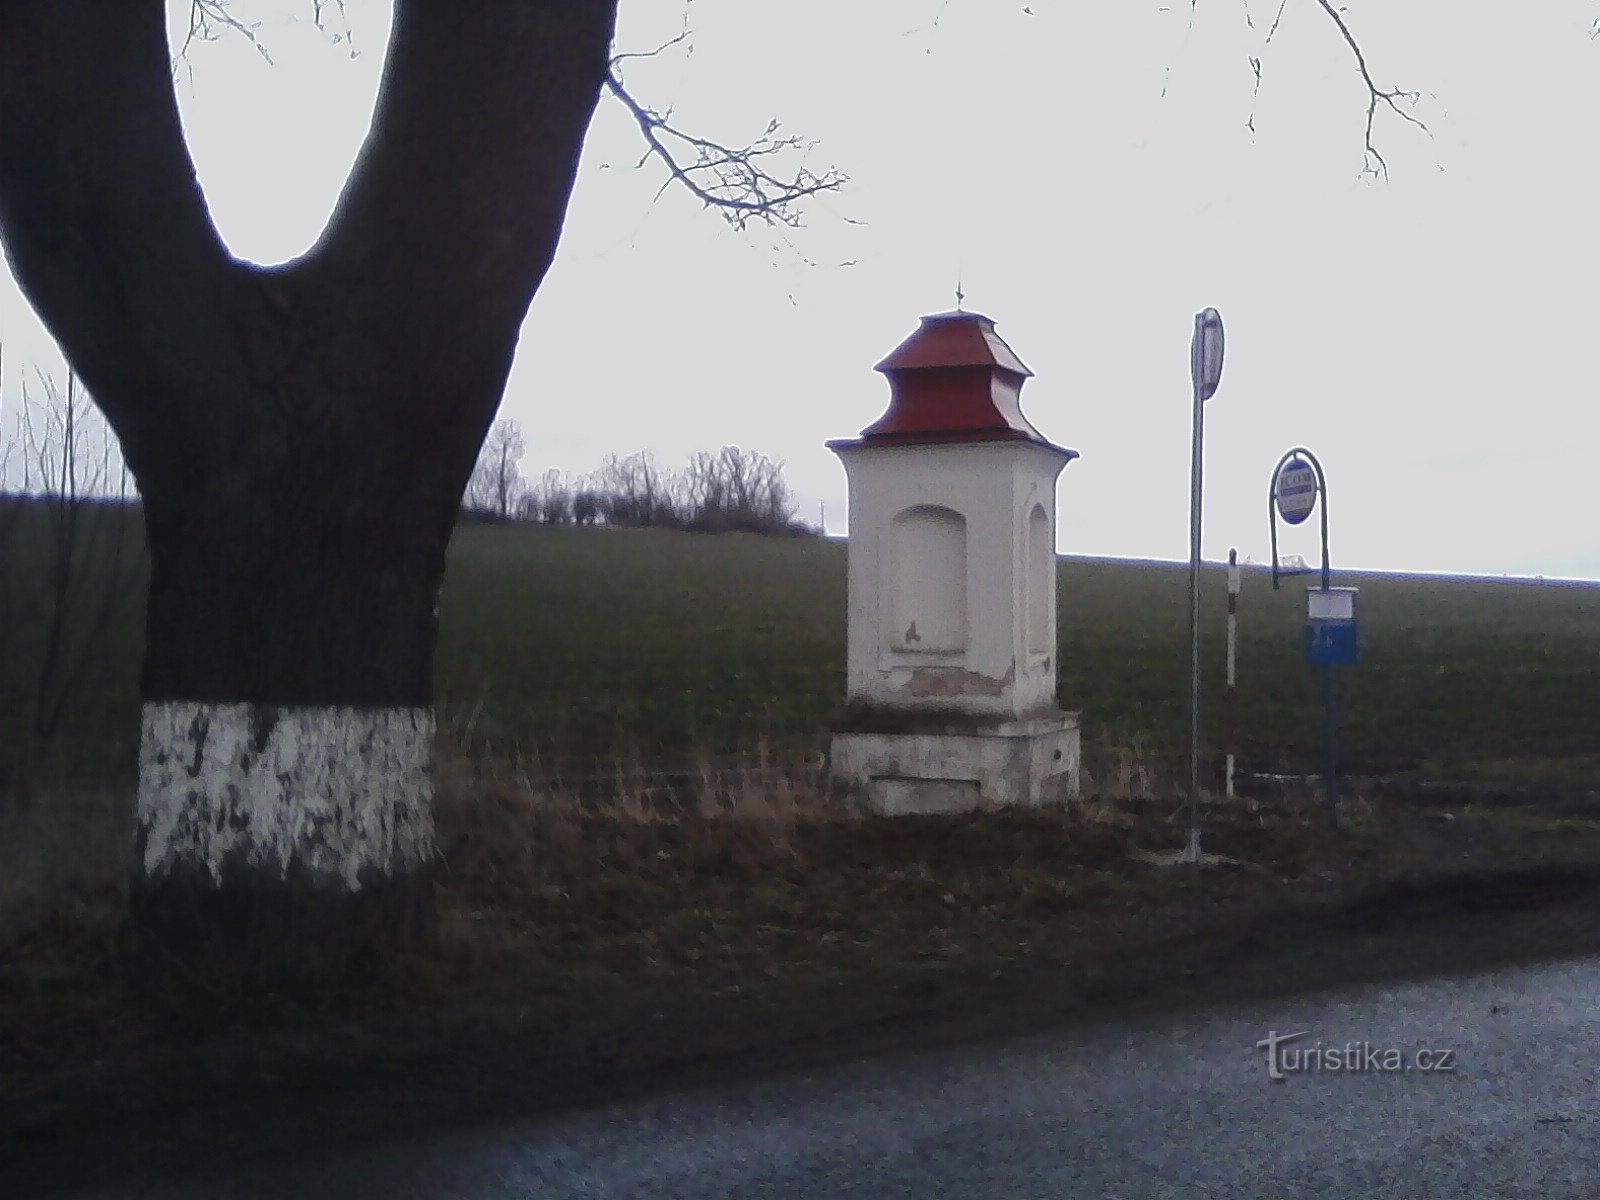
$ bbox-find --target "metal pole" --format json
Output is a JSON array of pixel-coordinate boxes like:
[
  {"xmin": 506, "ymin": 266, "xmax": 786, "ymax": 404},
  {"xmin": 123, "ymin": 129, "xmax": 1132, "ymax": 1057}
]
[
  {"xmin": 1187, "ymin": 377, "xmax": 1204, "ymax": 859},
  {"xmin": 1226, "ymin": 548, "xmax": 1238, "ymax": 800},
  {"xmin": 1186, "ymin": 307, "xmax": 1222, "ymax": 864},
  {"xmin": 1324, "ymin": 663, "xmax": 1339, "ymax": 824},
  {"xmin": 1318, "ymin": 464, "xmax": 1331, "ymax": 593}
]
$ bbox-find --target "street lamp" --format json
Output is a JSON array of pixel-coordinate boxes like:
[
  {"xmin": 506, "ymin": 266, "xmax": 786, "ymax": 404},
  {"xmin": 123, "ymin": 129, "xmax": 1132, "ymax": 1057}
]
[{"xmin": 1187, "ymin": 307, "xmax": 1224, "ymax": 862}]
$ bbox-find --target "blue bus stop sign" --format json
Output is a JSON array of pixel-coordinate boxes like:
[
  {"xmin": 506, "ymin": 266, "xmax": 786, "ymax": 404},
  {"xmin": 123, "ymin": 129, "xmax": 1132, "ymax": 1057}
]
[
  {"xmin": 1306, "ymin": 621, "xmax": 1359, "ymax": 665},
  {"xmin": 1274, "ymin": 456, "xmax": 1318, "ymax": 526}
]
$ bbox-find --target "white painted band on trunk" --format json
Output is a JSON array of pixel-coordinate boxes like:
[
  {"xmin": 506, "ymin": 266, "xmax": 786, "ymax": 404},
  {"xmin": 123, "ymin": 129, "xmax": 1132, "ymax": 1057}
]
[{"xmin": 138, "ymin": 702, "xmax": 435, "ymax": 891}]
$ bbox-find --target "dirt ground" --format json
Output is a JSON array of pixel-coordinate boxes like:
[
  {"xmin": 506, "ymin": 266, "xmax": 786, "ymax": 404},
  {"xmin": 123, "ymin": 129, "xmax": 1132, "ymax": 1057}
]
[{"xmin": 9, "ymin": 787, "xmax": 1600, "ymax": 1197}]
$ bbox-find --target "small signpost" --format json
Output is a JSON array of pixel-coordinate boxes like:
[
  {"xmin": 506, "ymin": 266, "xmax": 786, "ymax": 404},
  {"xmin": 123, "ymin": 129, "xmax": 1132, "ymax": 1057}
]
[
  {"xmin": 1225, "ymin": 548, "xmax": 1240, "ymax": 799},
  {"xmin": 1306, "ymin": 585, "xmax": 1358, "ymax": 821},
  {"xmin": 1267, "ymin": 448, "xmax": 1356, "ymax": 823},
  {"xmin": 1186, "ymin": 308, "xmax": 1225, "ymax": 863}
]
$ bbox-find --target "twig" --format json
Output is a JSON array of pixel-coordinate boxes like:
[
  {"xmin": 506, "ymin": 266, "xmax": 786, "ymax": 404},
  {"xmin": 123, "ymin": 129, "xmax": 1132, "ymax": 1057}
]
[
  {"xmin": 174, "ymin": 0, "xmax": 356, "ymax": 77},
  {"xmin": 1245, "ymin": 0, "xmax": 1291, "ymax": 135},
  {"xmin": 178, "ymin": 1, "xmax": 273, "ymax": 66},
  {"xmin": 1308, "ymin": 0, "xmax": 1431, "ymax": 178},
  {"xmin": 604, "ymin": 54, "xmax": 846, "ymax": 229}
]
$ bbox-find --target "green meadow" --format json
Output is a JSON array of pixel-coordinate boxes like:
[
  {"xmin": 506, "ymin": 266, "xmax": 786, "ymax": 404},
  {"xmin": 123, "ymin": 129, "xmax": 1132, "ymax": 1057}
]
[
  {"xmin": 441, "ymin": 525, "xmax": 1600, "ymax": 787},
  {"xmin": 5, "ymin": 501, "xmax": 1600, "ymax": 789}
]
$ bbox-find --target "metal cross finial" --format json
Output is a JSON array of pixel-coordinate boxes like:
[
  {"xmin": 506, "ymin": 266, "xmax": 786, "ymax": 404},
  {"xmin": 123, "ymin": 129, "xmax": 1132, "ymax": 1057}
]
[{"xmin": 955, "ymin": 278, "xmax": 965, "ymax": 310}]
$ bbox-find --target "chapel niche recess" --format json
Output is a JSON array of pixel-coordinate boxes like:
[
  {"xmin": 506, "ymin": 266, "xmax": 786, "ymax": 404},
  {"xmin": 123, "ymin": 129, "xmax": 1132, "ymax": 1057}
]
[
  {"xmin": 1027, "ymin": 503, "xmax": 1052, "ymax": 655},
  {"xmin": 889, "ymin": 504, "xmax": 967, "ymax": 654}
]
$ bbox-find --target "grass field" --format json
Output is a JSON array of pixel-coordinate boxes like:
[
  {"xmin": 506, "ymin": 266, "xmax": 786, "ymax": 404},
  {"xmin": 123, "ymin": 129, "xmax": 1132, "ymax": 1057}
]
[
  {"xmin": 441, "ymin": 524, "xmax": 1600, "ymax": 789},
  {"xmin": 5, "ymin": 501, "xmax": 1600, "ymax": 788}
]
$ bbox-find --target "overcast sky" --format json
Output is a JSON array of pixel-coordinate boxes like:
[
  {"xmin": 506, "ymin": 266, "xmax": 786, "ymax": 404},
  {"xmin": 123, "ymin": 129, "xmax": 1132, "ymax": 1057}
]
[{"xmin": 2, "ymin": 0, "xmax": 1597, "ymax": 579}]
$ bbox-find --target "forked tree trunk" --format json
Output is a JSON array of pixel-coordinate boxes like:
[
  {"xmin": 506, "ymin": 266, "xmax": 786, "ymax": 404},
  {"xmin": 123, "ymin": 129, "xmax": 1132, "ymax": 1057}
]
[{"xmin": 0, "ymin": 0, "xmax": 619, "ymax": 977}]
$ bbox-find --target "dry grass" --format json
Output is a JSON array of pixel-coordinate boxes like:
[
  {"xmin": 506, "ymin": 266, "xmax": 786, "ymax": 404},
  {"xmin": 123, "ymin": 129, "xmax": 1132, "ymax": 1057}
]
[
  {"xmin": 0, "ymin": 733, "xmax": 1372, "ymax": 957},
  {"xmin": 431, "ymin": 747, "xmax": 847, "ymax": 920},
  {"xmin": 0, "ymin": 784, "xmax": 129, "ymax": 953},
  {"xmin": 1080, "ymin": 739, "xmax": 1176, "ymax": 801}
]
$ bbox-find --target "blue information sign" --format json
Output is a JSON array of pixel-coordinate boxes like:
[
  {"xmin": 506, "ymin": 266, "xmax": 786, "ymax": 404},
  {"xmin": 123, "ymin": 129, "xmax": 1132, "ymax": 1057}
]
[
  {"xmin": 1274, "ymin": 457, "xmax": 1318, "ymax": 526},
  {"xmin": 1306, "ymin": 621, "xmax": 1359, "ymax": 666}
]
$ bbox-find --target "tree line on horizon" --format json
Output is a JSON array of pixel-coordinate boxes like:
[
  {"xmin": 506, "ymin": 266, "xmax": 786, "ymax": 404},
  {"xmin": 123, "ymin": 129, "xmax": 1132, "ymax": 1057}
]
[
  {"xmin": 461, "ymin": 418, "xmax": 819, "ymax": 538},
  {"xmin": 0, "ymin": 383, "xmax": 815, "ymax": 540},
  {"xmin": 0, "ymin": 379, "xmax": 815, "ymax": 787}
]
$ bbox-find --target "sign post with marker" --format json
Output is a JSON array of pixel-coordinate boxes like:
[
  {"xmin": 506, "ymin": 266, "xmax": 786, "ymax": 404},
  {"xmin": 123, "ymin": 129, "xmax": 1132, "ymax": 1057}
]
[
  {"xmin": 1268, "ymin": 448, "xmax": 1330, "ymax": 592},
  {"xmin": 1226, "ymin": 548, "xmax": 1240, "ymax": 800},
  {"xmin": 1306, "ymin": 586, "xmax": 1359, "ymax": 822},
  {"xmin": 1266, "ymin": 448, "xmax": 1355, "ymax": 823},
  {"xmin": 1186, "ymin": 308, "xmax": 1225, "ymax": 864}
]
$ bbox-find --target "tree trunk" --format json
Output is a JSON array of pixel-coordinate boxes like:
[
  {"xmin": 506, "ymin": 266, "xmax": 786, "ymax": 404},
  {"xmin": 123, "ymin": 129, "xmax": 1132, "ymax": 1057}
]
[
  {"xmin": 0, "ymin": 0, "xmax": 620, "ymax": 979},
  {"xmin": 128, "ymin": 420, "xmax": 459, "ymax": 976}
]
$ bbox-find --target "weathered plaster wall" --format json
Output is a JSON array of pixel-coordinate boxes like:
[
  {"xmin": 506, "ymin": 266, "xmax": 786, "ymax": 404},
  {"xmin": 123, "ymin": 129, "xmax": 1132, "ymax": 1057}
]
[
  {"xmin": 832, "ymin": 715, "xmax": 1080, "ymax": 813},
  {"xmin": 835, "ymin": 439, "xmax": 1072, "ymax": 719}
]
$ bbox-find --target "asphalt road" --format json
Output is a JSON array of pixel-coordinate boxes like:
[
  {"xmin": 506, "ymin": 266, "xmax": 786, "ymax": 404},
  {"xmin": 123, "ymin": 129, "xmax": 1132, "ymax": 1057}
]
[{"xmin": 67, "ymin": 954, "xmax": 1600, "ymax": 1199}]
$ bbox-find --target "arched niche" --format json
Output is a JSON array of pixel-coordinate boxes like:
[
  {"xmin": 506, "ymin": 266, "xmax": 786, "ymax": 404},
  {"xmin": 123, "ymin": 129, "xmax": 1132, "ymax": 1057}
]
[
  {"xmin": 889, "ymin": 505, "xmax": 967, "ymax": 653},
  {"xmin": 1026, "ymin": 502, "xmax": 1053, "ymax": 654}
]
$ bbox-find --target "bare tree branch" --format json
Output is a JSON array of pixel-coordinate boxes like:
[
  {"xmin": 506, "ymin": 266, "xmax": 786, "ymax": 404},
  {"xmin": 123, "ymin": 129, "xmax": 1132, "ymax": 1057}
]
[
  {"xmin": 1185, "ymin": 0, "xmax": 1430, "ymax": 174},
  {"xmin": 311, "ymin": 0, "xmax": 353, "ymax": 48},
  {"xmin": 1266, "ymin": 0, "xmax": 1289, "ymax": 41},
  {"xmin": 604, "ymin": 49, "xmax": 846, "ymax": 230},
  {"xmin": 1307, "ymin": 0, "xmax": 1431, "ymax": 178},
  {"xmin": 1243, "ymin": 0, "xmax": 1288, "ymax": 136},
  {"xmin": 179, "ymin": 1, "xmax": 273, "ymax": 67},
  {"xmin": 175, "ymin": 0, "xmax": 356, "ymax": 75},
  {"xmin": 611, "ymin": 27, "xmax": 692, "ymax": 69},
  {"xmin": 902, "ymin": 0, "xmax": 953, "ymax": 39}
]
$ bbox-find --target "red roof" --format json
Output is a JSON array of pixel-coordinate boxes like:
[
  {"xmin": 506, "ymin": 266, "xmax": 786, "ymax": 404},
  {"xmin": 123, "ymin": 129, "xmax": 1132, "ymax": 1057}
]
[
  {"xmin": 873, "ymin": 310, "xmax": 1033, "ymax": 378},
  {"xmin": 840, "ymin": 311, "xmax": 1070, "ymax": 451}
]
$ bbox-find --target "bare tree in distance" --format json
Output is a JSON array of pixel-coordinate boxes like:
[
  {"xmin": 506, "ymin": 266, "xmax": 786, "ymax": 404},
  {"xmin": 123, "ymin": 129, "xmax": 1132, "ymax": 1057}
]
[
  {"xmin": 0, "ymin": 337, "xmax": 16, "ymax": 542},
  {"xmin": 469, "ymin": 447, "xmax": 810, "ymax": 536},
  {"xmin": 0, "ymin": 368, "xmax": 143, "ymax": 793},
  {"xmin": 571, "ymin": 489, "xmax": 604, "ymax": 527},
  {"xmin": 522, "ymin": 467, "xmax": 574, "ymax": 526},
  {"xmin": 683, "ymin": 445, "xmax": 798, "ymax": 535},
  {"xmin": 593, "ymin": 449, "xmax": 683, "ymax": 529},
  {"xmin": 463, "ymin": 417, "xmax": 526, "ymax": 522}
]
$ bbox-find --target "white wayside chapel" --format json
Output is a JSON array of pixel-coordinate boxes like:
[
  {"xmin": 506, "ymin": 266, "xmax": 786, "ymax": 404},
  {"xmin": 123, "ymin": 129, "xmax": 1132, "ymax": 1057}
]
[{"xmin": 828, "ymin": 310, "xmax": 1082, "ymax": 815}]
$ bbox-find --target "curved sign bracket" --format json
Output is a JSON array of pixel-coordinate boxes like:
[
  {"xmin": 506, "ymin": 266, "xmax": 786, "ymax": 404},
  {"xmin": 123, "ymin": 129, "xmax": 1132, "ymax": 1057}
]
[{"xmin": 1268, "ymin": 447, "xmax": 1330, "ymax": 592}]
